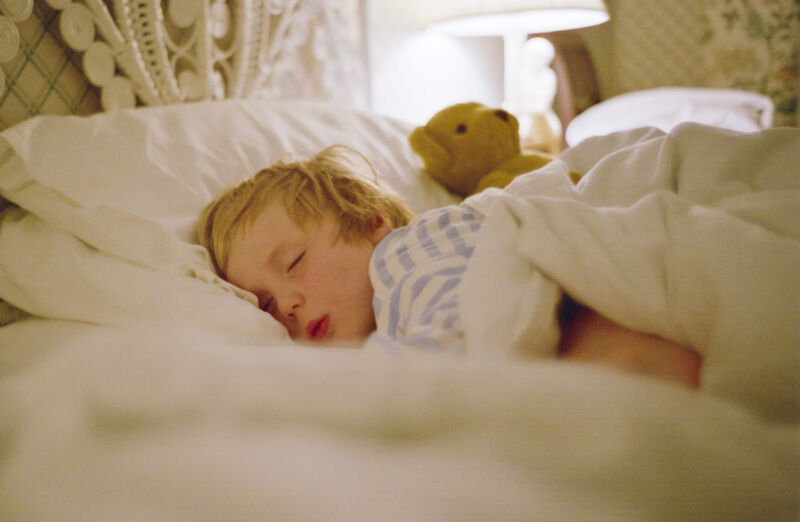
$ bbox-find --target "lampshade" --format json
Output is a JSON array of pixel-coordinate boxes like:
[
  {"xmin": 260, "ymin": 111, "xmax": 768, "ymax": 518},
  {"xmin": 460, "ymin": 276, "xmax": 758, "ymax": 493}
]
[{"xmin": 420, "ymin": 0, "xmax": 609, "ymax": 36}]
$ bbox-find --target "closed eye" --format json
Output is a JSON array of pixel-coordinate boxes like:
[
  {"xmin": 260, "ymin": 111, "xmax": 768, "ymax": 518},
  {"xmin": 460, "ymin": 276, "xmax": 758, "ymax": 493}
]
[
  {"xmin": 288, "ymin": 251, "xmax": 305, "ymax": 272},
  {"xmin": 261, "ymin": 297, "xmax": 274, "ymax": 313}
]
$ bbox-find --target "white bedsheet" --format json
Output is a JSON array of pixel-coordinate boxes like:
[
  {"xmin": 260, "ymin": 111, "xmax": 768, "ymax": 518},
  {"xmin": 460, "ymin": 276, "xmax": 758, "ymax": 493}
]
[{"xmin": 1, "ymin": 123, "xmax": 799, "ymax": 520}]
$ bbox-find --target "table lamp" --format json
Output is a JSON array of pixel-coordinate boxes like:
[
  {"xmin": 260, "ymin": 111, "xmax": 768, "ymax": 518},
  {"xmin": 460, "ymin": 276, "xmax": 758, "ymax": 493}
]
[{"xmin": 420, "ymin": 1, "xmax": 609, "ymax": 119}]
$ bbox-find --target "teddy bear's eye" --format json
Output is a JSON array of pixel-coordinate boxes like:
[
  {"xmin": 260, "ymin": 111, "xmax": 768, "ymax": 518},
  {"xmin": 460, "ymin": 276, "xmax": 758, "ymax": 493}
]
[{"xmin": 455, "ymin": 124, "xmax": 467, "ymax": 134}]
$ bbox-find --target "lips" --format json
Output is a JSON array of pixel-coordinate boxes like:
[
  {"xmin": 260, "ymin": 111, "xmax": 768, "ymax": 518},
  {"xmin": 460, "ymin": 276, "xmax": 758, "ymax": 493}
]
[{"xmin": 306, "ymin": 314, "xmax": 330, "ymax": 341}]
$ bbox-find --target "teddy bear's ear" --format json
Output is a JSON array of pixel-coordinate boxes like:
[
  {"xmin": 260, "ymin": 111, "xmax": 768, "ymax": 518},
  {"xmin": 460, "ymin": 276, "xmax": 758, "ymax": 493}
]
[{"xmin": 409, "ymin": 126, "xmax": 453, "ymax": 175}]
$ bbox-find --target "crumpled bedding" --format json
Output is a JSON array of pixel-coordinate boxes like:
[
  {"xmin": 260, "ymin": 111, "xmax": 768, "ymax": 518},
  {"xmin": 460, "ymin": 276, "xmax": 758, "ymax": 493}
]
[
  {"xmin": 463, "ymin": 124, "xmax": 800, "ymax": 422},
  {"xmin": 1, "ymin": 319, "xmax": 798, "ymax": 521},
  {"xmin": 0, "ymin": 122, "xmax": 798, "ymax": 520}
]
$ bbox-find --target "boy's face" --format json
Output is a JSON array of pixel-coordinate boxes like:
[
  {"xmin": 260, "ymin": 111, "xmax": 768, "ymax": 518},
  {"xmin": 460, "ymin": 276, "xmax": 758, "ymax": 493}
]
[{"xmin": 226, "ymin": 200, "xmax": 391, "ymax": 343}]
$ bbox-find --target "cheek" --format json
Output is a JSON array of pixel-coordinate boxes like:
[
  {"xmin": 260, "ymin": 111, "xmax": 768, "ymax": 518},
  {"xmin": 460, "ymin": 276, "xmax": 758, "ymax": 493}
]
[{"xmin": 315, "ymin": 248, "xmax": 373, "ymax": 302}]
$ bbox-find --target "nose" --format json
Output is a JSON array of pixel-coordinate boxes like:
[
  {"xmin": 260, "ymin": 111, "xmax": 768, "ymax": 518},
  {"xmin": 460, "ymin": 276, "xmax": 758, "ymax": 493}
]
[
  {"xmin": 270, "ymin": 291, "xmax": 304, "ymax": 340},
  {"xmin": 277, "ymin": 291, "xmax": 302, "ymax": 319},
  {"xmin": 271, "ymin": 284, "xmax": 304, "ymax": 324}
]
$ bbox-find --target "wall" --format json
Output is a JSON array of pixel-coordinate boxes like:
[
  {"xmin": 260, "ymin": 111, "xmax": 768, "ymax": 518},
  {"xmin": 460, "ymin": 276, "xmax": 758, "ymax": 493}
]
[{"xmin": 365, "ymin": 0, "xmax": 504, "ymax": 125}]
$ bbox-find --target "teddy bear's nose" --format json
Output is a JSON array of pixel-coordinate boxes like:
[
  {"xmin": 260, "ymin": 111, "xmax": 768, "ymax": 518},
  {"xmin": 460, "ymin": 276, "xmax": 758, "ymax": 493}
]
[{"xmin": 494, "ymin": 110, "xmax": 509, "ymax": 122}]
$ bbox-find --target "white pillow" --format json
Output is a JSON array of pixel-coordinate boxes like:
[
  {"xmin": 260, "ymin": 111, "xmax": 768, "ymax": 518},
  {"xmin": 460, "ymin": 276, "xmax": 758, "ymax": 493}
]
[
  {"xmin": 0, "ymin": 99, "xmax": 459, "ymax": 338},
  {"xmin": 565, "ymin": 87, "xmax": 774, "ymax": 147},
  {"xmin": 1, "ymin": 99, "xmax": 457, "ymax": 242}
]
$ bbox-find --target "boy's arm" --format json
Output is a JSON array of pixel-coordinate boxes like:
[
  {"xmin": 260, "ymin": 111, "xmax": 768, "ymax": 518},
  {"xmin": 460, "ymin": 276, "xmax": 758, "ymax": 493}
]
[{"xmin": 558, "ymin": 306, "xmax": 701, "ymax": 388}]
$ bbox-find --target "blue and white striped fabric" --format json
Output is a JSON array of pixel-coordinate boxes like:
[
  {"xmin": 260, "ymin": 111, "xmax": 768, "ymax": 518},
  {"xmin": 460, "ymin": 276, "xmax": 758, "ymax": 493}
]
[{"xmin": 367, "ymin": 205, "xmax": 483, "ymax": 355}]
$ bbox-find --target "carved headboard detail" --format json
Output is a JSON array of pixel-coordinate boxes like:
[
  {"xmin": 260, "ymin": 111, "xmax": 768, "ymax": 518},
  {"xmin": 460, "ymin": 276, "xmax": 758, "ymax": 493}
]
[{"xmin": 0, "ymin": 0, "xmax": 365, "ymax": 129}]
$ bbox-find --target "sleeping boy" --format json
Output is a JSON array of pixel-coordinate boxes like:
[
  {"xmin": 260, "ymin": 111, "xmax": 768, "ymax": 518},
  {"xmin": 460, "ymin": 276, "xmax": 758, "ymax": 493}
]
[{"xmin": 198, "ymin": 146, "xmax": 701, "ymax": 388}]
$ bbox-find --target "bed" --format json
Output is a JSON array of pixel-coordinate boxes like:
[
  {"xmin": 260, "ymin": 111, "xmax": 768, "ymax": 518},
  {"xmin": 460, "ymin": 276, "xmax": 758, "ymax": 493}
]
[{"xmin": 1, "ymin": 1, "xmax": 799, "ymax": 520}]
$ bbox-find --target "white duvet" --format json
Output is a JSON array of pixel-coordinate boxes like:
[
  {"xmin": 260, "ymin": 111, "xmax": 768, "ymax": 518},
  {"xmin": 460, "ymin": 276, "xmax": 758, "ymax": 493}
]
[
  {"xmin": 1, "ymin": 104, "xmax": 799, "ymax": 520},
  {"xmin": 464, "ymin": 124, "xmax": 800, "ymax": 423}
]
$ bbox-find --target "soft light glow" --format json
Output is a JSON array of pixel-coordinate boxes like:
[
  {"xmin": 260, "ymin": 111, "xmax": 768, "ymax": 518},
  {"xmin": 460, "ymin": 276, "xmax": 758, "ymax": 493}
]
[
  {"xmin": 429, "ymin": 9, "xmax": 609, "ymax": 36},
  {"xmin": 417, "ymin": 0, "xmax": 609, "ymax": 34}
]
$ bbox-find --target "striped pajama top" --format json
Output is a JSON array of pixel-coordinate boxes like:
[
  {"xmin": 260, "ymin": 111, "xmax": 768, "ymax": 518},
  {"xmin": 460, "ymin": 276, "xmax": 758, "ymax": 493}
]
[{"xmin": 366, "ymin": 204, "xmax": 483, "ymax": 355}]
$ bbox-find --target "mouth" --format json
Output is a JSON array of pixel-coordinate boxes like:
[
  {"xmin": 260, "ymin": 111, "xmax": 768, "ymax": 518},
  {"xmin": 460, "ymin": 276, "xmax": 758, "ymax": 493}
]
[{"xmin": 305, "ymin": 314, "xmax": 330, "ymax": 341}]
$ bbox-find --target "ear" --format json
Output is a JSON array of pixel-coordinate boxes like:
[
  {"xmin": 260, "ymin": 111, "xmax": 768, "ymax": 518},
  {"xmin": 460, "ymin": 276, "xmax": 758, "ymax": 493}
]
[{"xmin": 368, "ymin": 213, "xmax": 393, "ymax": 246}]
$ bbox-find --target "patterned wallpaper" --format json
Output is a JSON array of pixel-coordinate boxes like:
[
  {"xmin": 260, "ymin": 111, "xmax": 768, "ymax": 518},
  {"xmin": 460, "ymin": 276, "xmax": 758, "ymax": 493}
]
[
  {"xmin": 0, "ymin": 2, "xmax": 100, "ymax": 130},
  {"xmin": 608, "ymin": 0, "xmax": 799, "ymax": 126}
]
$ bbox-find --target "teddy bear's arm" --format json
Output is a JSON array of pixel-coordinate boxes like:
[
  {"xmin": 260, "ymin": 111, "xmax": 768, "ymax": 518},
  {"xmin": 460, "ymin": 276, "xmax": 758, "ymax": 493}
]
[{"xmin": 474, "ymin": 169, "xmax": 519, "ymax": 192}]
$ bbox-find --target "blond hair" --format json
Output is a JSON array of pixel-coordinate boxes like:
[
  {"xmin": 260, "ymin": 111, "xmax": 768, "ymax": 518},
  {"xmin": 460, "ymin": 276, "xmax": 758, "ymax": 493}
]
[{"xmin": 197, "ymin": 146, "xmax": 413, "ymax": 276}]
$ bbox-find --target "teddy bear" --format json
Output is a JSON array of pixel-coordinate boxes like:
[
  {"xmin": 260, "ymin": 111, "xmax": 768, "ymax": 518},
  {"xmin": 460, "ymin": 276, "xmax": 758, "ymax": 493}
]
[{"xmin": 409, "ymin": 102, "xmax": 578, "ymax": 197}]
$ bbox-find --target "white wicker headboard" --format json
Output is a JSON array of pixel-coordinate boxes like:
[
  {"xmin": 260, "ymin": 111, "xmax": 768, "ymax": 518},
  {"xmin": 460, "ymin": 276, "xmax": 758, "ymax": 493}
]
[{"xmin": 0, "ymin": 0, "xmax": 366, "ymax": 129}]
